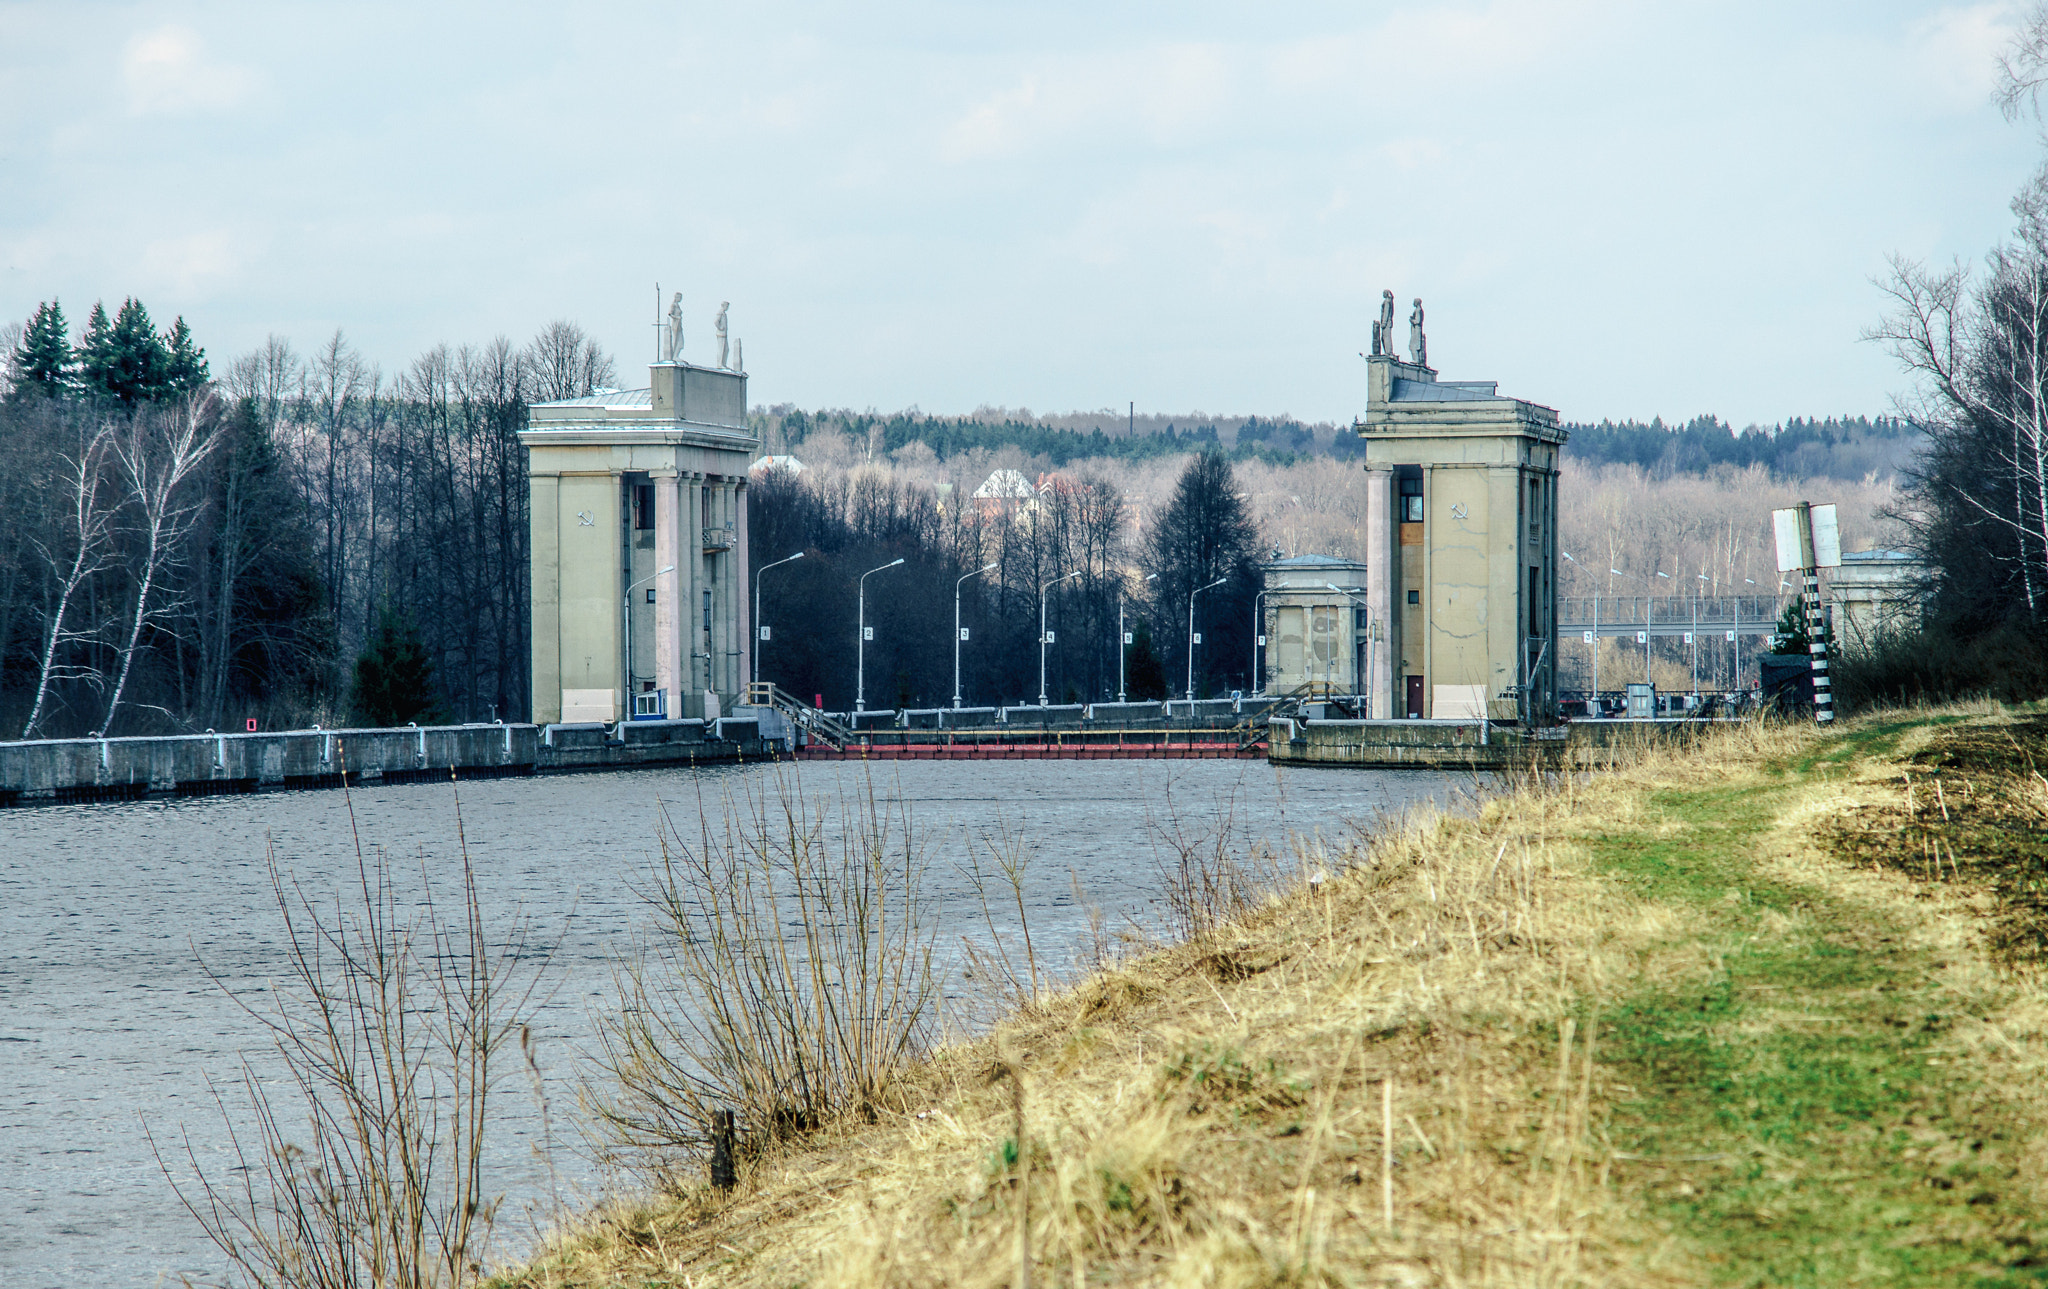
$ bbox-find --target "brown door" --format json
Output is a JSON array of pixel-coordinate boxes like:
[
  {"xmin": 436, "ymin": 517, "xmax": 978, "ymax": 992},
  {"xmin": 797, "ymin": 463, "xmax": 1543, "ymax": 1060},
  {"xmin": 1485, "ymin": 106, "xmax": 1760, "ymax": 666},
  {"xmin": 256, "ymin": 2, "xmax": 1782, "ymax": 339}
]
[{"xmin": 1405, "ymin": 675, "xmax": 1425, "ymax": 718}]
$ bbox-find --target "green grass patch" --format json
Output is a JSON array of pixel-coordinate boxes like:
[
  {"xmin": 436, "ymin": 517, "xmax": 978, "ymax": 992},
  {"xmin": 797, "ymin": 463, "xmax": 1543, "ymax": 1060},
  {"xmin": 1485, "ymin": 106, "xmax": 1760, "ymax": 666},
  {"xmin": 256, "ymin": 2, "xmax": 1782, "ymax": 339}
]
[{"xmin": 1585, "ymin": 727, "xmax": 2046, "ymax": 1285}]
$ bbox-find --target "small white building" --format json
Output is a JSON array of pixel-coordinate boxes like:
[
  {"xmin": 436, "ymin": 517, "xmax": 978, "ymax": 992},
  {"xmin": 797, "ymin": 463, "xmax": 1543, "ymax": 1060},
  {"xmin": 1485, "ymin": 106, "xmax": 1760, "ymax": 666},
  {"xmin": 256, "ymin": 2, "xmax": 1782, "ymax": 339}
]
[
  {"xmin": 1261, "ymin": 555, "xmax": 1373, "ymax": 699},
  {"xmin": 1832, "ymin": 548, "xmax": 1925, "ymax": 649}
]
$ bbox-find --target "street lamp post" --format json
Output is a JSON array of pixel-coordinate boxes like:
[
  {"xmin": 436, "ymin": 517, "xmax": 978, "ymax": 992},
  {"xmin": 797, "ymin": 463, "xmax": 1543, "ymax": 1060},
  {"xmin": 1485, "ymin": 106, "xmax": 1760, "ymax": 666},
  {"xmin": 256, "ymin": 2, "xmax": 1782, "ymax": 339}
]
[
  {"xmin": 624, "ymin": 564, "xmax": 676, "ymax": 717},
  {"xmin": 1610, "ymin": 565, "xmax": 1665, "ymax": 686},
  {"xmin": 1186, "ymin": 576, "xmax": 1226, "ymax": 703},
  {"xmin": 1323, "ymin": 582, "xmax": 1370, "ymax": 704},
  {"xmin": 856, "ymin": 557, "xmax": 905, "ymax": 712},
  {"xmin": 1566, "ymin": 550, "xmax": 1596, "ymax": 707},
  {"xmin": 954, "ymin": 561, "xmax": 997, "ymax": 708},
  {"xmin": 1119, "ymin": 571, "xmax": 1158, "ymax": 703},
  {"xmin": 752, "ymin": 551, "xmax": 804, "ymax": 687},
  {"xmin": 1039, "ymin": 570, "xmax": 1082, "ymax": 706},
  {"xmin": 1249, "ymin": 590, "xmax": 1269, "ymax": 698}
]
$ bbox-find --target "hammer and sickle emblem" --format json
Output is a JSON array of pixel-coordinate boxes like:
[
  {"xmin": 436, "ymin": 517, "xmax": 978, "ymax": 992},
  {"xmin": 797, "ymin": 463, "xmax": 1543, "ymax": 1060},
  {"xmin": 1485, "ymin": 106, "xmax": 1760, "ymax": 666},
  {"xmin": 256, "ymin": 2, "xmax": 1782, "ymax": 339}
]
[
  {"xmin": 576, "ymin": 510, "xmax": 596, "ymax": 526},
  {"xmin": 1450, "ymin": 502, "xmax": 1469, "ymax": 520}
]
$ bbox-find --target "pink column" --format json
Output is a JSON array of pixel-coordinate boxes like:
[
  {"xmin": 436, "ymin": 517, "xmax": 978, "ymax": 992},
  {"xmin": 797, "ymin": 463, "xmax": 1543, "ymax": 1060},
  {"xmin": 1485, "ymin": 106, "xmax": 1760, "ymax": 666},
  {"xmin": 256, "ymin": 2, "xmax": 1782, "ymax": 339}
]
[
  {"xmin": 735, "ymin": 480, "xmax": 752, "ymax": 696},
  {"xmin": 655, "ymin": 474, "xmax": 682, "ymax": 716},
  {"xmin": 1363, "ymin": 467, "xmax": 1396, "ymax": 719}
]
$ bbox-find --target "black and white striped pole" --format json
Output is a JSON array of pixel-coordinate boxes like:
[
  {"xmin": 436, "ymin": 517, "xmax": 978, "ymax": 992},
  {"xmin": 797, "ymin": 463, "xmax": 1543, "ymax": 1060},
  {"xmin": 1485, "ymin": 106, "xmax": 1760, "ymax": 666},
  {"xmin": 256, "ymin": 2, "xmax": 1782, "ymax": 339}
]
[{"xmin": 1772, "ymin": 501, "xmax": 1840, "ymax": 725}]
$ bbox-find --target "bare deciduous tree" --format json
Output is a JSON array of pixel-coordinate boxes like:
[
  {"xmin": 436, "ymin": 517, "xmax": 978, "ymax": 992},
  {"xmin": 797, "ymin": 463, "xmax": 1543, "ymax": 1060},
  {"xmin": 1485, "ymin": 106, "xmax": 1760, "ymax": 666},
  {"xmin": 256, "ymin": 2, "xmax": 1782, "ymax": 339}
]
[
  {"xmin": 20, "ymin": 426, "xmax": 115, "ymax": 737},
  {"xmin": 524, "ymin": 319, "xmax": 616, "ymax": 403},
  {"xmin": 102, "ymin": 396, "xmax": 225, "ymax": 733}
]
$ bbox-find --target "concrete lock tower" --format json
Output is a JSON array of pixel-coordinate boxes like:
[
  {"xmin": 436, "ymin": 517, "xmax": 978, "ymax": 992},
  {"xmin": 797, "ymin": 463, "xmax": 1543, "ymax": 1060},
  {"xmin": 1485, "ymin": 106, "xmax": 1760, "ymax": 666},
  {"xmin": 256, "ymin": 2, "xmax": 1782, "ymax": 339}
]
[
  {"xmin": 523, "ymin": 347, "xmax": 756, "ymax": 725},
  {"xmin": 1357, "ymin": 339, "xmax": 1565, "ymax": 723}
]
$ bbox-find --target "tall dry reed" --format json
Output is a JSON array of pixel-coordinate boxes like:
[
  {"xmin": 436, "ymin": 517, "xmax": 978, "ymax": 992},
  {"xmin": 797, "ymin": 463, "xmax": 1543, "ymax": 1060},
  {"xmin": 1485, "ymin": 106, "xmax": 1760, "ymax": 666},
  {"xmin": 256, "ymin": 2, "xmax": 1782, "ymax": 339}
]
[{"xmin": 587, "ymin": 768, "xmax": 937, "ymax": 1187}]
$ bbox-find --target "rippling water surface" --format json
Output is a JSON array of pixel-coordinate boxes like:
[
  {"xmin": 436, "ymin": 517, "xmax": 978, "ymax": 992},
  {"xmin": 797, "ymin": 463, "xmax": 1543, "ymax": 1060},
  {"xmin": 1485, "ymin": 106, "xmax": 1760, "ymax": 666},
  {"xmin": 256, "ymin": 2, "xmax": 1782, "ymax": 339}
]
[{"xmin": 0, "ymin": 757, "xmax": 1461, "ymax": 1286}]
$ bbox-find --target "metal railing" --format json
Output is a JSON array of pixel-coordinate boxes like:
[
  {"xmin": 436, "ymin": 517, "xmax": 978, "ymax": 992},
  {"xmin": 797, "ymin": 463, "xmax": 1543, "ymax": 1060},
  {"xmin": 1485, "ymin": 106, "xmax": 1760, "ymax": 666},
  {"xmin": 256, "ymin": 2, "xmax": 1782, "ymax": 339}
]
[
  {"xmin": 743, "ymin": 682, "xmax": 852, "ymax": 749},
  {"xmin": 1557, "ymin": 594, "xmax": 1789, "ymax": 638}
]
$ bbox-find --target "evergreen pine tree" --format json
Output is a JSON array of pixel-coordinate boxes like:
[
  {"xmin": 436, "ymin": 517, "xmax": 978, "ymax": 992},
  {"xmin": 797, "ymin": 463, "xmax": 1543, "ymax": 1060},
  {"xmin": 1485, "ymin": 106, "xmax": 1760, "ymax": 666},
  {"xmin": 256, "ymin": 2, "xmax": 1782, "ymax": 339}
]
[
  {"xmin": 351, "ymin": 607, "xmax": 447, "ymax": 727},
  {"xmin": 75, "ymin": 301, "xmax": 111, "ymax": 398},
  {"xmin": 1770, "ymin": 601, "xmax": 1811, "ymax": 655},
  {"xmin": 162, "ymin": 316, "xmax": 209, "ymax": 397},
  {"xmin": 1125, "ymin": 619, "xmax": 1169, "ymax": 700},
  {"xmin": 11, "ymin": 300, "xmax": 71, "ymax": 398},
  {"xmin": 77, "ymin": 297, "xmax": 171, "ymax": 408}
]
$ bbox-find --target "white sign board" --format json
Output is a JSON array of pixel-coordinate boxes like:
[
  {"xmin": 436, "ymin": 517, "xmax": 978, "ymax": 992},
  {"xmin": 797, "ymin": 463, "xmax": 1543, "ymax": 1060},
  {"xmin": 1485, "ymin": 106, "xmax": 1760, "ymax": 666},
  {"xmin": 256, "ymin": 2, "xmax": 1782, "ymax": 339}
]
[
  {"xmin": 1810, "ymin": 504, "xmax": 1841, "ymax": 568},
  {"xmin": 1772, "ymin": 506, "xmax": 1811, "ymax": 572},
  {"xmin": 1123, "ymin": 631, "xmax": 1133, "ymax": 645},
  {"xmin": 862, "ymin": 626, "xmax": 874, "ymax": 641},
  {"xmin": 1192, "ymin": 632, "xmax": 1202, "ymax": 645},
  {"xmin": 1636, "ymin": 631, "xmax": 1648, "ymax": 644},
  {"xmin": 1583, "ymin": 630, "xmax": 1595, "ymax": 644},
  {"xmin": 1773, "ymin": 502, "xmax": 1842, "ymax": 571},
  {"xmin": 959, "ymin": 628, "xmax": 970, "ymax": 641},
  {"xmin": 758, "ymin": 626, "xmax": 770, "ymax": 641},
  {"xmin": 1043, "ymin": 630, "xmax": 1056, "ymax": 644}
]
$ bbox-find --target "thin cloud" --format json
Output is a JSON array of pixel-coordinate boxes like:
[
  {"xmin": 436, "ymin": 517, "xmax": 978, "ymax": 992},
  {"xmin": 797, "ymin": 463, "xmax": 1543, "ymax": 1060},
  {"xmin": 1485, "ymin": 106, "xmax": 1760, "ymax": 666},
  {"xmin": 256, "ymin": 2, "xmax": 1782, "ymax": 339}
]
[{"xmin": 122, "ymin": 27, "xmax": 256, "ymax": 115}]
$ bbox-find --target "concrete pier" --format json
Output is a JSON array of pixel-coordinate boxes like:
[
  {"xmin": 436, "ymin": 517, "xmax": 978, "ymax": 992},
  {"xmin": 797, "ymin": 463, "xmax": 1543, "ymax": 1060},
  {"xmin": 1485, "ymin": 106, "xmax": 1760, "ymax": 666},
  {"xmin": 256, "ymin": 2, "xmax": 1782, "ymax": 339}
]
[{"xmin": 0, "ymin": 717, "xmax": 783, "ymax": 807}]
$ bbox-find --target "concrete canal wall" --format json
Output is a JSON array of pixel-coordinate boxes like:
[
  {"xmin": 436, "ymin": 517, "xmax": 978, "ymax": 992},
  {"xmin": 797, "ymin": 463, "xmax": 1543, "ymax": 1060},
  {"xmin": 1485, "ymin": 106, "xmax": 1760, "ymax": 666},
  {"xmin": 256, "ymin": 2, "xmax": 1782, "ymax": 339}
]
[
  {"xmin": 0, "ymin": 716, "xmax": 784, "ymax": 806},
  {"xmin": 1267, "ymin": 716, "xmax": 1730, "ymax": 770}
]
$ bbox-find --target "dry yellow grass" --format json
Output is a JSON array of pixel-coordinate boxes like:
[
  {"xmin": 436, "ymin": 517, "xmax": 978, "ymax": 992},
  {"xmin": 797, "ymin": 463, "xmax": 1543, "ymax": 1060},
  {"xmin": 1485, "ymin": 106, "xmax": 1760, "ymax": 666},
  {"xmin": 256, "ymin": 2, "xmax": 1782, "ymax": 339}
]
[{"xmin": 497, "ymin": 708, "xmax": 2048, "ymax": 1287}]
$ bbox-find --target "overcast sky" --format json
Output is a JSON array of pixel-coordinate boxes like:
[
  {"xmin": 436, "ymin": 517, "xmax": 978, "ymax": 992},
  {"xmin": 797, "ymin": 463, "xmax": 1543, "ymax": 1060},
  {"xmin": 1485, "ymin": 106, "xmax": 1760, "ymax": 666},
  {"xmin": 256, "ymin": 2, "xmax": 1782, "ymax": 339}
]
[{"xmin": 2, "ymin": 1, "xmax": 2042, "ymax": 426}]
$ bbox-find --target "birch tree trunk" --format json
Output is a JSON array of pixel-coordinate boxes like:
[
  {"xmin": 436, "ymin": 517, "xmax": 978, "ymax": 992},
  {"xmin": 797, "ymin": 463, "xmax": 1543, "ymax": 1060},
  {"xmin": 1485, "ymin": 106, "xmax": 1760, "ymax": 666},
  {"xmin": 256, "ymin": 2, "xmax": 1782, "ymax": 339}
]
[
  {"xmin": 21, "ymin": 427, "xmax": 114, "ymax": 738},
  {"xmin": 102, "ymin": 398, "xmax": 223, "ymax": 734}
]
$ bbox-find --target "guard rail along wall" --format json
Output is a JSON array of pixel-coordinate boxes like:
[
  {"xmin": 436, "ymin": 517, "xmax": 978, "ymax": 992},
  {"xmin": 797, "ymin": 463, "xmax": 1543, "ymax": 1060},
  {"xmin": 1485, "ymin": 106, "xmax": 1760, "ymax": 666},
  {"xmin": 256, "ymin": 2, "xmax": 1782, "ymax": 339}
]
[{"xmin": 0, "ymin": 717, "xmax": 784, "ymax": 806}]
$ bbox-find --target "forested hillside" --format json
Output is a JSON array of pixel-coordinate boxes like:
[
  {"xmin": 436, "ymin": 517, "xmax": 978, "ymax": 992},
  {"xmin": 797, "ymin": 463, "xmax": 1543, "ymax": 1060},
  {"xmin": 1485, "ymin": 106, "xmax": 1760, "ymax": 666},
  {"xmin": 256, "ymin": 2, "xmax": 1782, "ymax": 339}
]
[{"xmin": 764, "ymin": 405, "xmax": 1924, "ymax": 482}]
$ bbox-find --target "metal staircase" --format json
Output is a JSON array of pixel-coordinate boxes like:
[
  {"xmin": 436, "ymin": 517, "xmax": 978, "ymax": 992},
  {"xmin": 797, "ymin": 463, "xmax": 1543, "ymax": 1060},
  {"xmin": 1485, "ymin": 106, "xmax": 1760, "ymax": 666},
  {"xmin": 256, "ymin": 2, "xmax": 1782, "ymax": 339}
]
[
  {"xmin": 1227, "ymin": 681, "xmax": 1366, "ymax": 750},
  {"xmin": 743, "ymin": 682, "xmax": 854, "ymax": 750}
]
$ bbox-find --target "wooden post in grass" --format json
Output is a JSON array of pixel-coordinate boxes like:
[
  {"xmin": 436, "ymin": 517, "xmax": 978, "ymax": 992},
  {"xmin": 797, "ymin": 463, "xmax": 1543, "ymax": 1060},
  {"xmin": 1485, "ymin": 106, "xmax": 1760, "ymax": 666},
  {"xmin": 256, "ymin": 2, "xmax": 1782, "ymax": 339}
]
[
  {"xmin": 710, "ymin": 1109, "xmax": 737, "ymax": 1191},
  {"xmin": 1382, "ymin": 1078, "xmax": 1394, "ymax": 1230},
  {"xmin": 1009, "ymin": 1062, "xmax": 1031, "ymax": 1289}
]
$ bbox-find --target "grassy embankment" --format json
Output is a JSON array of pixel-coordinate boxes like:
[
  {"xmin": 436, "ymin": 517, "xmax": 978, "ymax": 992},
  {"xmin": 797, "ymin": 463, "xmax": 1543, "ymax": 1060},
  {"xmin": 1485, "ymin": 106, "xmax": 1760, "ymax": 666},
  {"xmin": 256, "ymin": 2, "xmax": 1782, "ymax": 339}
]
[{"xmin": 502, "ymin": 705, "xmax": 2048, "ymax": 1287}]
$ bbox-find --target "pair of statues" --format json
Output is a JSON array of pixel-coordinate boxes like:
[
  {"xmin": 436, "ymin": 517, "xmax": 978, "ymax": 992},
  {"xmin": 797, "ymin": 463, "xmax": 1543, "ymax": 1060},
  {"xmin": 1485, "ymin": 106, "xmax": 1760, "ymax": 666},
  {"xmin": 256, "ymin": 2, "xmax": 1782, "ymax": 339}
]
[
  {"xmin": 1368, "ymin": 289, "xmax": 1426, "ymax": 367},
  {"xmin": 664, "ymin": 293, "xmax": 742, "ymax": 371}
]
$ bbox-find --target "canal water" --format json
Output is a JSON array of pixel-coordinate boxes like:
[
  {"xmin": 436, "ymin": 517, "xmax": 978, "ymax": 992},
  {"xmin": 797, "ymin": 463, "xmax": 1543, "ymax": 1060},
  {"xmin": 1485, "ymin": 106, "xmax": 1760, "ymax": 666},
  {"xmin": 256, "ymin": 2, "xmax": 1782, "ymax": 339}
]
[{"xmin": 0, "ymin": 757, "xmax": 1463, "ymax": 1286}]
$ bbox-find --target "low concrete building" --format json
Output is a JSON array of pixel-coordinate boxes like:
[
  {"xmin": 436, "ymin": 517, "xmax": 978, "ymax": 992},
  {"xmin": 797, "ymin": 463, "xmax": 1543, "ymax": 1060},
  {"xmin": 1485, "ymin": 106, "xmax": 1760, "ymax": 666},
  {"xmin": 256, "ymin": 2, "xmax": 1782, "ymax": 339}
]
[
  {"xmin": 523, "ymin": 355, "xmax": 758, "ymax": 725},
  {"xmin": 1260, "ymin": 555, "xmax": 1372, "ymax": 698},
  {"xmin": 1356, "ymin": 352, "xmax": 1565, "ymax": 722},
  {"xmin": 1831, "ymin": 548, "xmax": 1926, "ymax": 649}
]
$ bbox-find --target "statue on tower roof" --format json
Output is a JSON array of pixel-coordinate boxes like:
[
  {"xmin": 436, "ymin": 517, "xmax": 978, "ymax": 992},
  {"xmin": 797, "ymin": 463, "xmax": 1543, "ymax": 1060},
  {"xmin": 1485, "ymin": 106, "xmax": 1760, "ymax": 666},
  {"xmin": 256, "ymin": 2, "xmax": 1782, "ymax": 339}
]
[{"xmin": 1371, "ymin": 289, "xmax": 1396, "ymax": 356}]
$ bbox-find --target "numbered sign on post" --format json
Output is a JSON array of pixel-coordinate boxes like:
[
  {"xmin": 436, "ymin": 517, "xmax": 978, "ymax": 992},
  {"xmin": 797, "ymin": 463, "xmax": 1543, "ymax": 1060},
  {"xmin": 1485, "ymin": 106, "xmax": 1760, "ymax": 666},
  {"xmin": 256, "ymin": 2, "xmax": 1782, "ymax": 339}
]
[
  {"xmin": 1257, "ymin": 634, "xmax": 1266, "ymax": 647},
  {"xmin": 959, "ymin": 628, "xmax": 970, "ymax": 641},
  {"xmin": 1192, "ymin": 632, "xmax": 1202, "ymax": 645},
  {"xmin": 758, "ymin": 626, "xmax": 770, "ymax": 641},
  {"xmin": 1582, "ymin": 630, "xmax": 1595, "ymax": 644},
  {"xmin": 1636, "ymin": 631, "xmax": 1648, "ymax": 644},
  {"xmin": 862, "ymin": 626, "xmax": 873, "ymax": 641},
  {"xmin": 1123, "ymin": 631, "xmax": 1133, "ymax": 645},
  {"xmin": 1044, "ymin": 630, "xmax": 1056, "ymax": 644},
  {"xmin": 1726, "ymin": 630, "xmax": 1736, "ymax": 642}
]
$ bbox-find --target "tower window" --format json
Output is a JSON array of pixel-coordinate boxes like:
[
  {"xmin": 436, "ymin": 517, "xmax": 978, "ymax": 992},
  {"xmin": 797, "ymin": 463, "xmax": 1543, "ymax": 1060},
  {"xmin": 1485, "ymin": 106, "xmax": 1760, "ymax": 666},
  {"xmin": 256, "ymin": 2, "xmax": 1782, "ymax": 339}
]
[
  {"xmin": 1398, "ymin": 475, "xmax": 1423, "ymax": 522},
  {"xmin": 634, "ymin": 484, "xmax": 655, "ymax": 530},
  {"xmin": 1407, "ymin": 589, "xmax": 1419, "ymax": 605}
]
